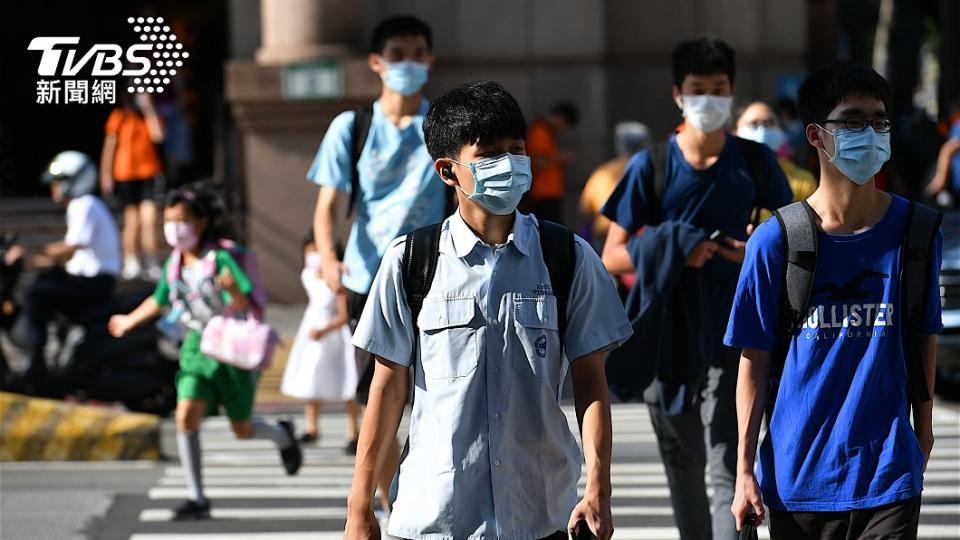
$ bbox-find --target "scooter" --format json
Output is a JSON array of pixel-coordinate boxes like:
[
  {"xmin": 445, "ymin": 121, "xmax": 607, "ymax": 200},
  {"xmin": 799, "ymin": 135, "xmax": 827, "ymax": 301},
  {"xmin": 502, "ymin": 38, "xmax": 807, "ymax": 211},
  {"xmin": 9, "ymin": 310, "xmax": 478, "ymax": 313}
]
[{"xmin": 0, "ymin": 235, "xmax": 179, "ymax": 416}]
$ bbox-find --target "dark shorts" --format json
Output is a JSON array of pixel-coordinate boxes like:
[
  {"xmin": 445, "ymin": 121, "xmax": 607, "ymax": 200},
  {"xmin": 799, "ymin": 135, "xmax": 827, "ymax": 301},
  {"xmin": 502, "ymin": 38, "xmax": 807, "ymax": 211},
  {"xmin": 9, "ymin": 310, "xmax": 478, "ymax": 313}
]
[
  {"xmin": 114, "ymin": 177, "xmax": 156, "ymax": 207},
  {"xmin": 769, "ymin": 496, "xmax": 921, "ymax": 540},
  {"xmin": 347, "ymin": 290, "xmax": 374, "ymax": 405}
]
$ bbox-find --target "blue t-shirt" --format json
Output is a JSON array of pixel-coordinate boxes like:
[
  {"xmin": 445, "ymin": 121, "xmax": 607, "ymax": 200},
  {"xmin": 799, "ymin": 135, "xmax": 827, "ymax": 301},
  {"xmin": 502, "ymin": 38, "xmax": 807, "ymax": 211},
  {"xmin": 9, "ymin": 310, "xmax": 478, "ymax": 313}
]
[
  {"xmin": 307, "ymin": 99, "xmax": 447, "ymax": 294},
  {"xmin": 601, "ymin": 133, "xmax": 792, "ymax": 339},
  {"xmin": 949, "ymin": 120, "xmax": 960, "ymax": 194},
  {"xmin": 724, "ymin": 194, "xmax": 943, "ymax": 511}
]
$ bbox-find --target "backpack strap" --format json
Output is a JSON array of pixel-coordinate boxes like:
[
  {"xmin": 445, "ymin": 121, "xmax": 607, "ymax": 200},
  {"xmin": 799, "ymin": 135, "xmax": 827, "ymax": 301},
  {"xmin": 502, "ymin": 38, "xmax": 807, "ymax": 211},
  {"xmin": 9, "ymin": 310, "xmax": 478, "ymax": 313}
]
[
  {"xmin": 401, "ymin": 223, "xmax": 444, "ymax": 334},
  {"xmin": 901, "ymin": 201, "xmax": 942, "ymax": 406},
  {"xmin": 645, "ymin": 141, "xmax": 670, "ymax": 224},
  {"xmin": 734, "ymin": 137, "xmax": 767, "ymax": 228},
  {"xmin": 347, "ymin": 104, "xmax": 374, "ymax": 215},
  {"xmin": 774, "ymin": 201, "xmax": 819, "ymax": 338},
  {"xmin": 537, "ymin": 219, "xmax": 576, "ymax": 345}
]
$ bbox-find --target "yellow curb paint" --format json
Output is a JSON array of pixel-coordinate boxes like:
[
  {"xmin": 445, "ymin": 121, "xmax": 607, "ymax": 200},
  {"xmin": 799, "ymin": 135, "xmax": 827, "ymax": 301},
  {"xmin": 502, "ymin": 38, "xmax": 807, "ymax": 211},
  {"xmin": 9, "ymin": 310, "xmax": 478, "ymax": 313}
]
[{"xmin": 0, "ymin": 392, "xmax": 161, "ymax": 461}]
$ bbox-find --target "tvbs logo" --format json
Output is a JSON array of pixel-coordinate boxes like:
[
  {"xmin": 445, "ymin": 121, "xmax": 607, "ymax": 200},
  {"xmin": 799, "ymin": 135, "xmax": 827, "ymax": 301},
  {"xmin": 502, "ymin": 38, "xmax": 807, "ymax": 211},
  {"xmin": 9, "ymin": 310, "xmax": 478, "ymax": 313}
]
[
  {"xmin": 29, "ymin": 37, "xmax": 152, "ymax": 77},
  {"xmin": 29, "ymin": 16, "xmax": 188, "ymax": 104}
]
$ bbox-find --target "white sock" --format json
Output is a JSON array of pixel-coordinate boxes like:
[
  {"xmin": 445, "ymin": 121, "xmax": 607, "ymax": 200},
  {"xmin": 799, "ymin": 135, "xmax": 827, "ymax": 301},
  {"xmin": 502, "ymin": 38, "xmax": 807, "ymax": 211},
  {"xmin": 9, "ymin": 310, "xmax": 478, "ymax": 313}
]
[
  {"xmin": 176, "ymin": 431, "xmax": 206, "ymax": 504},
  {"xmin": 251, "ymin": 418, "xmax": 293, "ymax": 448}
]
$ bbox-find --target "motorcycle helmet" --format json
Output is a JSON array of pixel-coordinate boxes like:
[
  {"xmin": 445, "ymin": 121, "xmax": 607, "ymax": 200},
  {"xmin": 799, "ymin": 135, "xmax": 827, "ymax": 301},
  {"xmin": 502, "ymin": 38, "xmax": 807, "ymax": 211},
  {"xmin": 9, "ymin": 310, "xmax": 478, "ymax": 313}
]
[{"xmin": 42, "ymin": 151, "xmax": 97, "ymax": 198}]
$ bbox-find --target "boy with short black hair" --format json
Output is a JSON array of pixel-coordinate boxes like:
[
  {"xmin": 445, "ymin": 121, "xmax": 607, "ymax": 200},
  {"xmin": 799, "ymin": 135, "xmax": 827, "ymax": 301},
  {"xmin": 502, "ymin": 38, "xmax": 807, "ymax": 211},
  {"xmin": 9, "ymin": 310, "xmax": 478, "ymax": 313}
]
[
  {"xmin": 601, "ymin": 36, "xmax": 792, "ymax": 539},
  {"xmin": 308, "ymin": 13, "xmax": 445, "ymax": 434},
  {"xmin": 343, "ymin": 81, "xmax": 632, "ymax": 540},
  {"xmin": 727, "ymin": 62, "xmax": 942, "ymax": 539}
]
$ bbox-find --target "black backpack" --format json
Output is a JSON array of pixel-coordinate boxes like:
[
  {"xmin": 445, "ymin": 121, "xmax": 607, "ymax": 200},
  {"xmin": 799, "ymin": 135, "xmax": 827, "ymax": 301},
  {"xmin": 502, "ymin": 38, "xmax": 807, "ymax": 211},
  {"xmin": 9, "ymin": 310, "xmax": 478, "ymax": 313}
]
[
  {"xmin": 647, "ymin": 136, "xmax": 768, "ymax": 227},
  {"xmin": 773, "ymin": 199, "xmax": 942, "ymax": 408},
  {"xmin": 347, "ymin": 105, "xmax": 455, "ymax": 215},
  {"xmin": 400, "ymin": 218, "xmax": 576, "ymax": 345}
]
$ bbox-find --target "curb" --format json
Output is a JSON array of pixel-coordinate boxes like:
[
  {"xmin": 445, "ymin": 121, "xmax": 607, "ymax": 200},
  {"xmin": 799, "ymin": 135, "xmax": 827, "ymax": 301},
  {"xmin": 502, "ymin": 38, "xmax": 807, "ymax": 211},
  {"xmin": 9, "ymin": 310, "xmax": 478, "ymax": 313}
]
[
  {"xmin": 0, "ymin": 392, "xmax": 161, "ymax": 461},
  {"xmin": 256, "ymin": 336, "xmax": 299, "ymax": 405}
]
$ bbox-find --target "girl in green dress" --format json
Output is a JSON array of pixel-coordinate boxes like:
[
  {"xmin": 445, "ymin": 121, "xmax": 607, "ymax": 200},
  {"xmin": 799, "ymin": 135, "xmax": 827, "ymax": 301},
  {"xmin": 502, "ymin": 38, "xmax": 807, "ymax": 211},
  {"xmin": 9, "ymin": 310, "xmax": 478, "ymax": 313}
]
[{"xmin": 109, "ymin": 183, "xmax": 302, "ymax": 520}]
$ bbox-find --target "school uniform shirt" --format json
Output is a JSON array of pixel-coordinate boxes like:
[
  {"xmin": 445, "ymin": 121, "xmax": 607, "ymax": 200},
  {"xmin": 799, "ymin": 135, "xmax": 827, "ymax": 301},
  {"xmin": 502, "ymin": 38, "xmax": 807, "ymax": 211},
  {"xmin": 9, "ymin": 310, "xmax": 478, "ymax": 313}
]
[
  {"xmin": 307, "ymin": 98, "xmax": 447, "ymax": 296},
  {"xmin": 64, "ymin": 194, "xmax": 121, "ymax": 277},
  {"xmin": 724, "ymin": 194, "xmax": 943, "ymax": 512},
  {"xmin": 601, "ymin": 133, "xmax": 792, "ymax": 342},
  {"xmin": 352, "ymin": 211, "xmax": 633, "ymax": 540}
]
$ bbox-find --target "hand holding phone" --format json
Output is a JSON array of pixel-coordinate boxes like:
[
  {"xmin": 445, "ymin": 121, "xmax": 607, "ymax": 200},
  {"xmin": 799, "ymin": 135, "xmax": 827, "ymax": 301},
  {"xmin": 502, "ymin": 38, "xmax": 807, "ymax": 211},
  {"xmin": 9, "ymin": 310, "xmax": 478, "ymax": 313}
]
[
  {"xmin": 709, "ymin": 229, "xmax": 730, "ymax": 244},
  {"xmin": 737, "ymin": 509, "xmax": 759, "ymax": 540},
  {"xmin": 568, "ymin": 520, "xmax": 596, "ymax": 540}
]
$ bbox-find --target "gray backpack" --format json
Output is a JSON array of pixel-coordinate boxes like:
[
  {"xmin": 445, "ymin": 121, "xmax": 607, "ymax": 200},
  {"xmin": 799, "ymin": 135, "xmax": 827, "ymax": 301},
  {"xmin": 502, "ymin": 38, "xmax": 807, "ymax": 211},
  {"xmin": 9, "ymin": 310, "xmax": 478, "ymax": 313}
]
[{"xmin": 774, "ymin": 199, "xmax": 941, "ymax": 408}]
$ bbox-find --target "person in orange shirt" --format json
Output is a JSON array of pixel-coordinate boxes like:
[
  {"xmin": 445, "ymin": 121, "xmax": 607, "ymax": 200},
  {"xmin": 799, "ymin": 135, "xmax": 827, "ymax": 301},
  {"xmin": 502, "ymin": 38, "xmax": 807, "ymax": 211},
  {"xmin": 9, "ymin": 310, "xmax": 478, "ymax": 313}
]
[
  {"xmin": 580, "ymin": 121, "xmax": 651, "ymax": 248},
  {"xmin": 524, "ymin": 102, "xmax": 578, "ymax": 223},
  {"xmin": 100, "ymin": 92, "xmax": 165, "ymax": 280}
]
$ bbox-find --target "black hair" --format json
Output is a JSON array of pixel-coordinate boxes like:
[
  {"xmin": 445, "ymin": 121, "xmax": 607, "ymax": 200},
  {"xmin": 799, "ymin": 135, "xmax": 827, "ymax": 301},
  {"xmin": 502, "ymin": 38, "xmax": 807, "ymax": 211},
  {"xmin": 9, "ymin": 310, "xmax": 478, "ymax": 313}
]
[
  {"xmin": 301, "ymin": 230, "xmax": 343, "ymax": 259},
  {"xmin": 165, "ymin": 181, "xmax": 233, "ymax": 245},
  {"xmin": 370, "ymin": 15, "xmax": 432, "ymax": 54},
  {"xmin": 671, "ymin": 36, "xmax": 736, "ymax": 88},
  {"xmin": 423, "ymin": 81, "xmax": 527, "ymax": 160},
  {"xmin": 796, "ymin": 62, "xmax": 892, "ymax": 127},
  {"xmin": 775, "ymin": 97, "xmax": 799, "ymax": 120},
  {"xmin": 549, "ymin": 101, "xmax": 579, "ymax": 126}
]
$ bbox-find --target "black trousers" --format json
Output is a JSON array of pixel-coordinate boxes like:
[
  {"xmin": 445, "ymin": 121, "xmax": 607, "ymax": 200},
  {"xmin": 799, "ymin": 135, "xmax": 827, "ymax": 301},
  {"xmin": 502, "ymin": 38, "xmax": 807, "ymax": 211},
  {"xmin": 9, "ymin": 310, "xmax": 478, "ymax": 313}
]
[
  {"xmin": 22, "ymin": 268, "xmax": 114, "ymax": 373},
  {"xmin": 769, "ymin": 496, "xmax": 921, "ymax": 540}
]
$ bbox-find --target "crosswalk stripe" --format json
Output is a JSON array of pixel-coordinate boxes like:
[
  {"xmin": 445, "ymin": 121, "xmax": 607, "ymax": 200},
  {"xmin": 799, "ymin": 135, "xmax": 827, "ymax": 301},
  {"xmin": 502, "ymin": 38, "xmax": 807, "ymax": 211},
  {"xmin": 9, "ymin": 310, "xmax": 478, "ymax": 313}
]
[
  {"xmin": 612, "ymin": 524, "xmax": 960, "ymax": 540},
  {"xmin": 146, "ymin": 484, "xmax": 960, "ymax": 501},
  {"xmin": 127, "ymin": 403, "xmax": 960, "ymax": 539},
  {"xmin": 131, "ymin": 534, "xmax": 343, "ymax": 540}
]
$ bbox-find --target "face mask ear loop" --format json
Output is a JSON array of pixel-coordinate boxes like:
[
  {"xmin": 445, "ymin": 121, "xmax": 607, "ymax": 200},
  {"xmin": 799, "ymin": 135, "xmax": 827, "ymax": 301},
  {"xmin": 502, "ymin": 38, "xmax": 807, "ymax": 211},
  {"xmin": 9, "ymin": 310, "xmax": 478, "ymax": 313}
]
[
  {"xmin": 815, "ymin": 124, "xmax": 838, "ymax": 161},
  {"xmin": 447, "ymin": 158, "xmax": 472, "ymax": 196}
]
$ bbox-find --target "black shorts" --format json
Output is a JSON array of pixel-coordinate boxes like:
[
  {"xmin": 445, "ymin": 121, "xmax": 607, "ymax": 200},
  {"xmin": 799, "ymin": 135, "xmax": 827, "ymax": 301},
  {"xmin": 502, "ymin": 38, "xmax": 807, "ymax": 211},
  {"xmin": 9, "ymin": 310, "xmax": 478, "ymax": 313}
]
[
  {"xmin": 113, "ymin": 177, "xmax": 156, "ymax": 207},
  {"xmin": 769, "ymin": 496, "xmax": 921, "ymax": 540},
  {"xmin": 347, "ymin": 290, "xmax": 375, "ymax": 405}
]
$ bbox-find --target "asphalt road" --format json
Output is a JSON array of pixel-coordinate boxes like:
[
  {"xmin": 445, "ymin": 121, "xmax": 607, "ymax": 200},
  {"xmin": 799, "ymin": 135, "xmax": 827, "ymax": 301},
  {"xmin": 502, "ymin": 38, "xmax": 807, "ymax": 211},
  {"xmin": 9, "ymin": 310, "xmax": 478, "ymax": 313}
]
[{"xmin": 2, "ymin": 400, "xmax": 959, "ymax": 540}]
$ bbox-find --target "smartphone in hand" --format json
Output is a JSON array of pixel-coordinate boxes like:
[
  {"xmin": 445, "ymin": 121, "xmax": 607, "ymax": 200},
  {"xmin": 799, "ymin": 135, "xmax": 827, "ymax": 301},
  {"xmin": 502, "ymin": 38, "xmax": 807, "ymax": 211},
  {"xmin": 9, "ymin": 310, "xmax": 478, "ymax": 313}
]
[
  {"xmin": 568, "ymin": 520, "xmax": 596, "ymax": 540},
  {"xmin": 709, "ymin": 229, "xmax": 730, "ymax": 244},
  {"xmin": 738, "ymin": 510, "xmax": 759, "ymax": 540}
]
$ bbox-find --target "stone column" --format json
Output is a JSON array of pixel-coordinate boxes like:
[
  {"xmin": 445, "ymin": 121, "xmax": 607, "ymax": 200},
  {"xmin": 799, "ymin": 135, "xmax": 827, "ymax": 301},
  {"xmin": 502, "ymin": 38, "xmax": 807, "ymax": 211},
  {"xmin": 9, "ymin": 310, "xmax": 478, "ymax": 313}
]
[
  {"xmin": 255, "ymin": 0, "xmax": 362, "ymax": 65},
  {"xmin": 227, "ymin": 0, "xmax": 377, "ymax": 303}
]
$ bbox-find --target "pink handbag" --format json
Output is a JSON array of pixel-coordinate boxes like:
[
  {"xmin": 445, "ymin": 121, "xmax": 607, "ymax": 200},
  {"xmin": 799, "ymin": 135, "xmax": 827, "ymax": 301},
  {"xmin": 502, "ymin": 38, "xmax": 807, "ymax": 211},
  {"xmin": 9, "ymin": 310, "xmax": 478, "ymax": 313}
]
[{"xmin": 200, "ymin": 315, "xmax": 279, "ymax": 371}]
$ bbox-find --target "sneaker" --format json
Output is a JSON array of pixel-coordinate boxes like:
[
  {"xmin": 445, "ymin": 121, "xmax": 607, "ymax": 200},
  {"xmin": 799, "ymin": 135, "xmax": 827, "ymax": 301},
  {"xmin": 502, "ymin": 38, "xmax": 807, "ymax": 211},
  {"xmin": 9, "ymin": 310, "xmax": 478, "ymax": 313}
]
[
  {"xmin": 277, "ymin": 420, "xmax": 303, "ymax": 475},
  {"xmin": 172, "ymin": 499, "xmax": 211, "ymax": 520},
  {"xmin": 143, "ymin": 263, "xmax": 163, "ymax": 282},
  {"xmin": 121, "ymin": 257, "xmax": 141, "ymax": 281},
  {"xmin": 298, "ymin": 432, "xmax": 319, "ymax": 444},
  {"xmin": 344, "ymin": 438, "xmax": 359, "ymax": 455}
]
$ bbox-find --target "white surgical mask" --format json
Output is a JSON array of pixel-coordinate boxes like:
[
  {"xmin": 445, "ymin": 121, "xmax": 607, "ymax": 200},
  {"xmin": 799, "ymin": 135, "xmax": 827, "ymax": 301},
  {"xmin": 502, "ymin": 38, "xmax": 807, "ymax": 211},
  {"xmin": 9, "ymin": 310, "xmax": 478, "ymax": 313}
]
[{"xmin": 678, "ymin": 95, "xmax": 733, "ymax": 133}]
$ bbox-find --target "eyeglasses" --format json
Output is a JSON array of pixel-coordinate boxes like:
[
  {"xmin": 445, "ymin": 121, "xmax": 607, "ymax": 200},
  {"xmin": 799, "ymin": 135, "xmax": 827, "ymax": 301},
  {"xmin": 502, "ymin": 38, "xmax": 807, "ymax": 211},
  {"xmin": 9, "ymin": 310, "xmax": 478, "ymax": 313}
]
[{"xmin": 822, "ymin": 117, "xmax": 893, "ymax": 133}]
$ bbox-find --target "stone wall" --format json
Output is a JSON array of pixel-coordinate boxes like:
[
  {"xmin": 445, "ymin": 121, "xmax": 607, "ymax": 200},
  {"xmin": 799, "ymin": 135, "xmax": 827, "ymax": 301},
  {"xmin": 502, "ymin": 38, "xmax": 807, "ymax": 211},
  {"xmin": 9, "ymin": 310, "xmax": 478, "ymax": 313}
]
[{"xmin": 227, "ymin": 0, "xmax": 808, "ymax": 302}]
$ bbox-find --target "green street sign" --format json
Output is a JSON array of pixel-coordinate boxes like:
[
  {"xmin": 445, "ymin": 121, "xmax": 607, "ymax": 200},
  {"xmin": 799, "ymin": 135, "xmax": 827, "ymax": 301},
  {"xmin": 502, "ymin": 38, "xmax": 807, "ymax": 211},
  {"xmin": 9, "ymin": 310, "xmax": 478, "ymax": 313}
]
[{"xmin": 282, "ymin": 61, "xmax": 343, "ymax": 100}]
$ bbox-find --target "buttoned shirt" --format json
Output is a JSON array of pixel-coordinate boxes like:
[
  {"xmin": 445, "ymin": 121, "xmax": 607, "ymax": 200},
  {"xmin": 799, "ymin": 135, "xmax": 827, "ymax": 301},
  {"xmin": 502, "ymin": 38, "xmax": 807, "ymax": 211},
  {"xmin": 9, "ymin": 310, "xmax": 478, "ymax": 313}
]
[{"xmin": 353, "ymin": 211, "xmax": 632, "ymax": 540}]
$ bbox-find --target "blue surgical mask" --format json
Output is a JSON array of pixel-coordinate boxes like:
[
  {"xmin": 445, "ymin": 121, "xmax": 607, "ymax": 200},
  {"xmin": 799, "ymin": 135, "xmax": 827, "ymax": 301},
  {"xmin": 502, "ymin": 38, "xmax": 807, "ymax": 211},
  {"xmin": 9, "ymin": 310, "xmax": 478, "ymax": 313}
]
[
  {"xmin": 452, "ymin": 153, "xmax": 532, "ymax": 215},
  {"xmin": 816, "ymin": 125, "xmax": 891, "ymax": 185},
  {"xmin": 737, "ymin": 125, "xmax": 786, "ymax": 152},
  {"xmin": 383, "ymin": 61, "xmax": 429, "ymax": 96}
]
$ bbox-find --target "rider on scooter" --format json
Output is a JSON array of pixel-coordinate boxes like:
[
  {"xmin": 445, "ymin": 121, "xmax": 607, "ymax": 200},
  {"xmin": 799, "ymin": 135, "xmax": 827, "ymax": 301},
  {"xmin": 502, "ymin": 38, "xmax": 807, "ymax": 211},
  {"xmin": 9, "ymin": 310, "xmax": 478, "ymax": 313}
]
[{"xmin": 12, "ymin": 151, "xmax": 121, "ymax": 393}]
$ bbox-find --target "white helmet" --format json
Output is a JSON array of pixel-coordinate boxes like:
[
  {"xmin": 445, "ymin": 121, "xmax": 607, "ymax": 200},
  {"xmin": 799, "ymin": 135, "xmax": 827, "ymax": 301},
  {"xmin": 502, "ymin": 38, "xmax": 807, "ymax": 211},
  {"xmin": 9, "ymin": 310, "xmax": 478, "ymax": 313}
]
[{"xmin": 42, "ymin": 151, "xmax": 97, "ymax": 198}]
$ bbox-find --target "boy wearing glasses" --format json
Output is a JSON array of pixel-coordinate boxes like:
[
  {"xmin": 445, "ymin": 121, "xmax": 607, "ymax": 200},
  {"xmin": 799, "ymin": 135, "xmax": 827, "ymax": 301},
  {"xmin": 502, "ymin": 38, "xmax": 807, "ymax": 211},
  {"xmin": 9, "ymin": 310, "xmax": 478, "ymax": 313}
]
[{"xmin": 726, "ymin": 62, "xmax": 942, "ymax": 538}]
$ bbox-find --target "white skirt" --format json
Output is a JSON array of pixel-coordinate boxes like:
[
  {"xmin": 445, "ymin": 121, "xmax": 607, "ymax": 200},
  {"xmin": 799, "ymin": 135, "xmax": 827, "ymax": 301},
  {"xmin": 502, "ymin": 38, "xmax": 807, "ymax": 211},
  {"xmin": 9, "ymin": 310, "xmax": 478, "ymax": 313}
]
[{"xmin": 280, "ymin": 321, "xmax": 357, "ymax": 402}]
